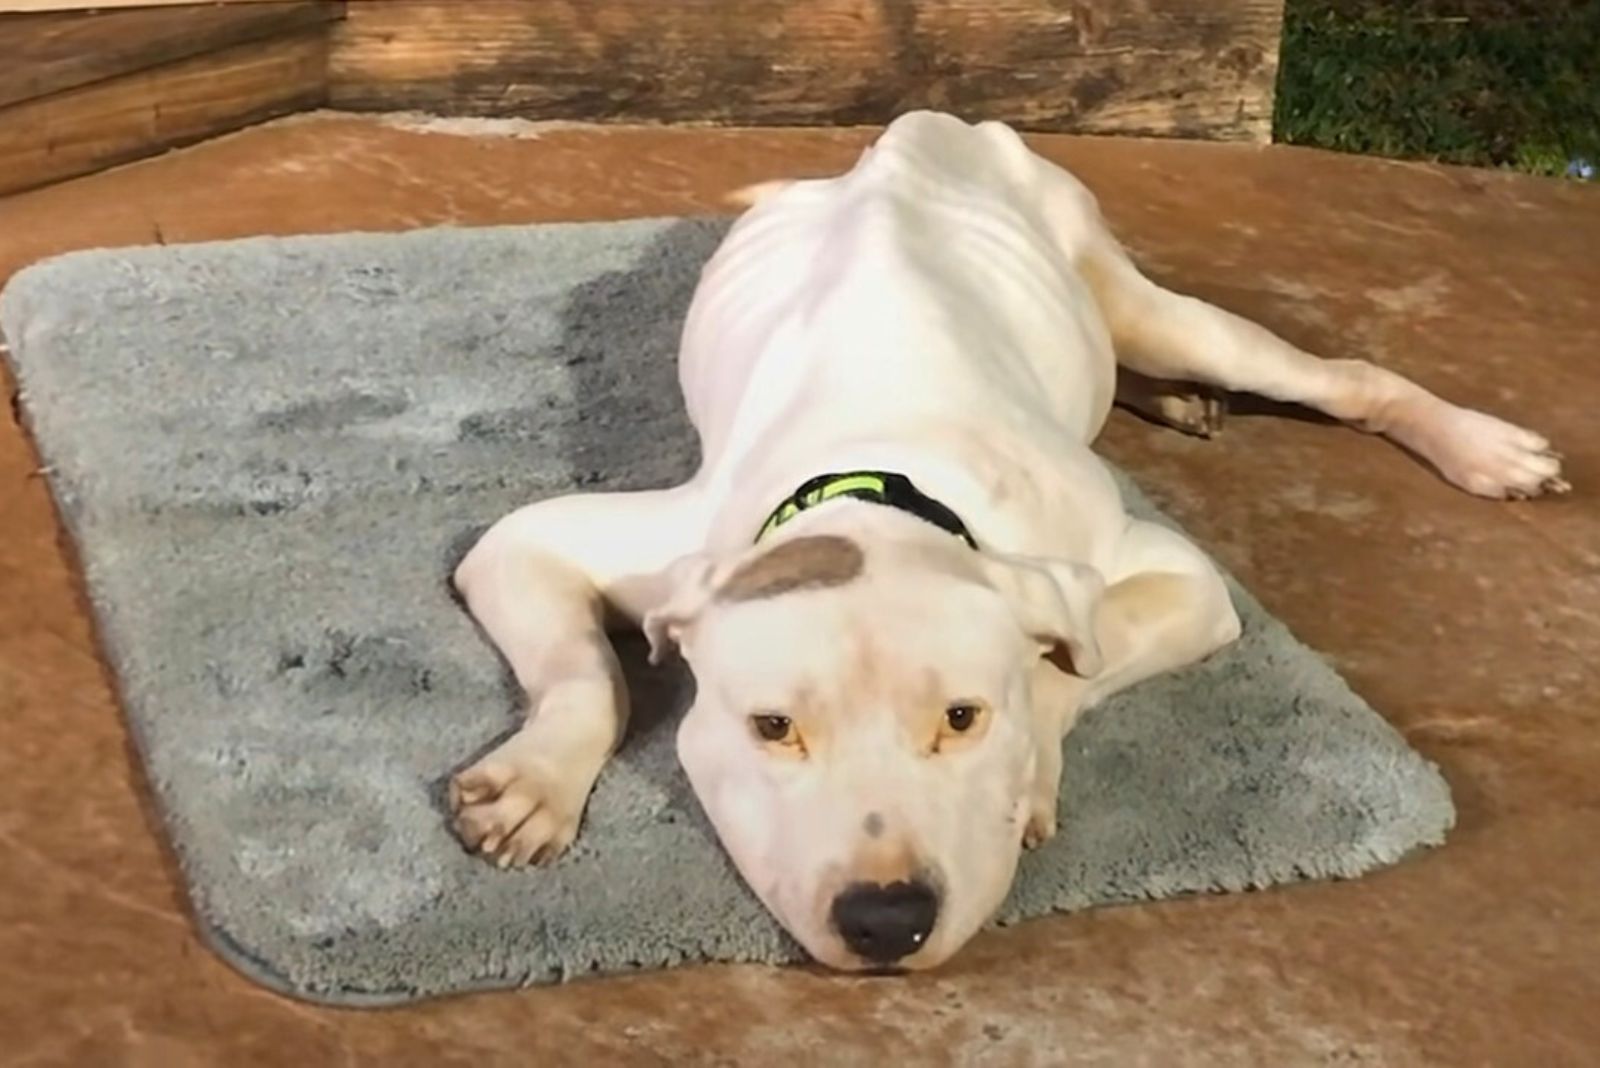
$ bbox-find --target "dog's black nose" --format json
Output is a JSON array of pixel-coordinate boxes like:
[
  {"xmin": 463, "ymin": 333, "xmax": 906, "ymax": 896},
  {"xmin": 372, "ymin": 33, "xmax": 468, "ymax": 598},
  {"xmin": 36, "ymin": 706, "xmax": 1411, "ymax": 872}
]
[{"xmin": 831, "ymin": 880, "xmax": 939, "ymax": 964}]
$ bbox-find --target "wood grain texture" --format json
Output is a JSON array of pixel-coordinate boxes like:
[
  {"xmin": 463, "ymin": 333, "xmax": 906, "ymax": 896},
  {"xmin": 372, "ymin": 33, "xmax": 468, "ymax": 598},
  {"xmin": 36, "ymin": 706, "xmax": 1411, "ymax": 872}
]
[
  {"xmin": 1, "ymin": 0, "xmax": 300, "ymax": 10},
  {"xmin": 0, "ymin": 29, "xmax": 328, "ymax": 196},
  {"xmin": 0, "ymin": 2, "xmax": 341, "ymax": 109},
  {"xmin": 328, "ymin": 0, "xmax": 1283, "ymax": 140}
]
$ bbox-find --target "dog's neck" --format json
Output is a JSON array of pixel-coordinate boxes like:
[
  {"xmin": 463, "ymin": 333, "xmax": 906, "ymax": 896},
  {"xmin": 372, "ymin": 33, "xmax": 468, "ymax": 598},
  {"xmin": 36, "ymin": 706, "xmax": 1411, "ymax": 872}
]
[{"xmin": 755, "ymin": 470, "xmax": 978, "ymax": 549}]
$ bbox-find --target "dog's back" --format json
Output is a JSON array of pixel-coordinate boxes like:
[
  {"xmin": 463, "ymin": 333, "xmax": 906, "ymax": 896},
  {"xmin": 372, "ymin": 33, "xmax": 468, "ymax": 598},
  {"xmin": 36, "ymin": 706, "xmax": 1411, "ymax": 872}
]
[{"xmin": 681, "ymin": 112, "xmax": 1120, "ymax": 474}]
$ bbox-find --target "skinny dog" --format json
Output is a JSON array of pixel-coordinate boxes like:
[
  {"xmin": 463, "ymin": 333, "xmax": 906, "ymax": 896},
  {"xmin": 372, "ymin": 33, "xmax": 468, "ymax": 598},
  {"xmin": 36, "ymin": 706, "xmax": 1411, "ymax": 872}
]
[{"xmin": 448, "ymin": 111, "xmax": 1566, "ymax": 971}]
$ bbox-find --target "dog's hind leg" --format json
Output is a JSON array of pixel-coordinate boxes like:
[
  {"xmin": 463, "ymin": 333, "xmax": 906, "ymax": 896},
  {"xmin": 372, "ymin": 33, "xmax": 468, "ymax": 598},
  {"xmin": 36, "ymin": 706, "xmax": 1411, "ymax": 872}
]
[{"xmin": 1074, "ymin": 224, "xmax": 1566, "ymax": 499}]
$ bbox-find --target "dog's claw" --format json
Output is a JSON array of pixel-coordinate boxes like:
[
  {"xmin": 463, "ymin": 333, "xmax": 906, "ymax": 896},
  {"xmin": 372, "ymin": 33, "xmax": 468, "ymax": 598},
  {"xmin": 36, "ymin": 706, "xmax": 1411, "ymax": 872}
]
[{"xmin": 1194, "ymin": 393, "xmax": 1228, "ymax": 439}]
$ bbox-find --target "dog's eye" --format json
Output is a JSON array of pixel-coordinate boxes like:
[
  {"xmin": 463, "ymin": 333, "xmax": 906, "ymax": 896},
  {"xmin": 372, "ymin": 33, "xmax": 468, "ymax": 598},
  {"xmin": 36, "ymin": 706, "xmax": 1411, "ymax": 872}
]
[
  {"xmin": 931, "ymin": 701, "xmax": 989, "ymax": 755},
  {"xmin": 751, "ymin": 714, "xmax": 793, "ymax": 743},
  {"xmin": 945, "ymin": 703, "xmax": 982, "ymax": 733}
]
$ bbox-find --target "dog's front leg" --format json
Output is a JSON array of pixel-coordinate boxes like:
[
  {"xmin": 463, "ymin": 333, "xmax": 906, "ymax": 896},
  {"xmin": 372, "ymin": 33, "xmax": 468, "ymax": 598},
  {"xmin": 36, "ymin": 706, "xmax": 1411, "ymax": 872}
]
[
  {"xmin": 448, "ymin": 486, "xmax": 704, "ymax": 866},
  {"xmin": 1022, "ymin": 520, "xmax": 1241, "ymax": 848},
  {"xmin": 1025, "ymin": 661, "xmax": 1088, "ymax": 849}
]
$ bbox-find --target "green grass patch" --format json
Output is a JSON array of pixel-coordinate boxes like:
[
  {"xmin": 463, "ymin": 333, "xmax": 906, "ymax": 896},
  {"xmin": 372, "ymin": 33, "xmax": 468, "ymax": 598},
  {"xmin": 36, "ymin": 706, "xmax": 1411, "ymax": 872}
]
[{"xmin": 1274, "ymin": 1, "xmax": 1600, "ymax": 176}]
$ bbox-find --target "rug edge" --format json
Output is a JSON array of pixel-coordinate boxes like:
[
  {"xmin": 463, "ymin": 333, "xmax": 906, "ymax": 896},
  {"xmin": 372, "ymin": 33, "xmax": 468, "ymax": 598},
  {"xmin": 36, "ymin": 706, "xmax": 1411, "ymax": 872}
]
[
  {"xmin": 1, "ymin": 220, "xmax": 1461, "ymax": 1009},
  {"xmin": 0, "ymin": 215, "xmax": 724, "ymax": 322}
]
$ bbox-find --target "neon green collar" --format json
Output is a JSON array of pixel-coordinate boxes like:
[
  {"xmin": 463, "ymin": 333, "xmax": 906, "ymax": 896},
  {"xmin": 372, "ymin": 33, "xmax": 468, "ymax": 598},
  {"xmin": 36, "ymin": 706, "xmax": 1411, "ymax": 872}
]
[{"xmin": 756, "ymin": 471, "xmax": 978, "ymax": 548}]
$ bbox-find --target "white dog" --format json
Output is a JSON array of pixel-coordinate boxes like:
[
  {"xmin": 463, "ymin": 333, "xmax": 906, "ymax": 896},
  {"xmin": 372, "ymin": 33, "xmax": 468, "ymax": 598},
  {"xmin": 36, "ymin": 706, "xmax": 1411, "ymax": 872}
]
[{"xmin": 448, "ymin": 111, "xmax": 1566, "ymax": 971}]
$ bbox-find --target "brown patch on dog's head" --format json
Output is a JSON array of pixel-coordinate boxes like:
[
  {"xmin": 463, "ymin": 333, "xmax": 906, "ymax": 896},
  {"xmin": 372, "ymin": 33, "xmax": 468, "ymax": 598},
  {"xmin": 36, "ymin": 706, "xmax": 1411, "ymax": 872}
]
[{"xmin": 718, "ymin": 535, "xmax": 864, "ymax": 603}]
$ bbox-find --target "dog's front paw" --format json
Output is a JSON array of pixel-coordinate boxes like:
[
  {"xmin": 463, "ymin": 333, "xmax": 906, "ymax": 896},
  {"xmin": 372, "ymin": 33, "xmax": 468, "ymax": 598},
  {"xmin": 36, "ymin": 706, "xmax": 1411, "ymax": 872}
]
[
  {"xmin": 450, "ymin": 733, "xmax": 595, "ymax": 868},
  {"xmin": 1023, "ymin": 794, "xmax": 1058, "ymax": 850}
]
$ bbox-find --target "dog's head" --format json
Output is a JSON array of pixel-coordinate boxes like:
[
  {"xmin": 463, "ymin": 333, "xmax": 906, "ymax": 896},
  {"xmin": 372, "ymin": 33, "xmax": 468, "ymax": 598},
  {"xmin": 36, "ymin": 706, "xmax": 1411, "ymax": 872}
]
[{"xmin": 644, "ymin": 507, "xmax": 1102, "ymax": 970}]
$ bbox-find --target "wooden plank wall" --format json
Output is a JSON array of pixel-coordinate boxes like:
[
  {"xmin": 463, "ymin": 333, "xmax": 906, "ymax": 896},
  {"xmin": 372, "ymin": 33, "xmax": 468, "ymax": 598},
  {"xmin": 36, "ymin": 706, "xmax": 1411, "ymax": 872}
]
[
  {"xmin": 1, "ymin": 0, "xmax": 300, "ymax": 12},
  {"xmin": 0, "ymin": 0, "xmax": 1282, "ymax": 197},
  {"xmin": 0, "ymin": 3, "xmax": 334, "ymax": 108},
  {"xmin": 328, "ymin": 0, "xmax": 1284, "ymax": 141},
  {"xmin": 0, "ymin": 2, "xmax": 341, "ymax": 195}
]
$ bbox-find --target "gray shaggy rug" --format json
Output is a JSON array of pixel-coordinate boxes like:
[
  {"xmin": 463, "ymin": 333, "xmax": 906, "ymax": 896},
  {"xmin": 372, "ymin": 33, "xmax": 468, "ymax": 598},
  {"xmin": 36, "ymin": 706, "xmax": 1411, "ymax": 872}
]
[{"xmin": 0, "ymin": 217, "xmax": 1453, "ymax": 1006}]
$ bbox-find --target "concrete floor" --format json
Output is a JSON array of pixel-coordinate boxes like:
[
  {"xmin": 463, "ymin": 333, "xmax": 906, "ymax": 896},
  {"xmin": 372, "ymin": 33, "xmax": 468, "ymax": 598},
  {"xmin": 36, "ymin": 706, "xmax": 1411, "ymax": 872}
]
[{"xmin": 1, "ymin": 113, "xmax": 1598, "ymax": 1067}]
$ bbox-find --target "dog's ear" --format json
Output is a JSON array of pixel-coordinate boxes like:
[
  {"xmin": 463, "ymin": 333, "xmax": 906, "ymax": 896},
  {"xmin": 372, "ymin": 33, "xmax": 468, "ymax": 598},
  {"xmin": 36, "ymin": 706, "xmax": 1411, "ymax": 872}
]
[
  {"xmin": 641, "ymin": 552, "xmax": 725, "ymax": 665},
  {"xmin": 978, "ymin": 553, "xmax": 1105, "ymax": 677}
]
